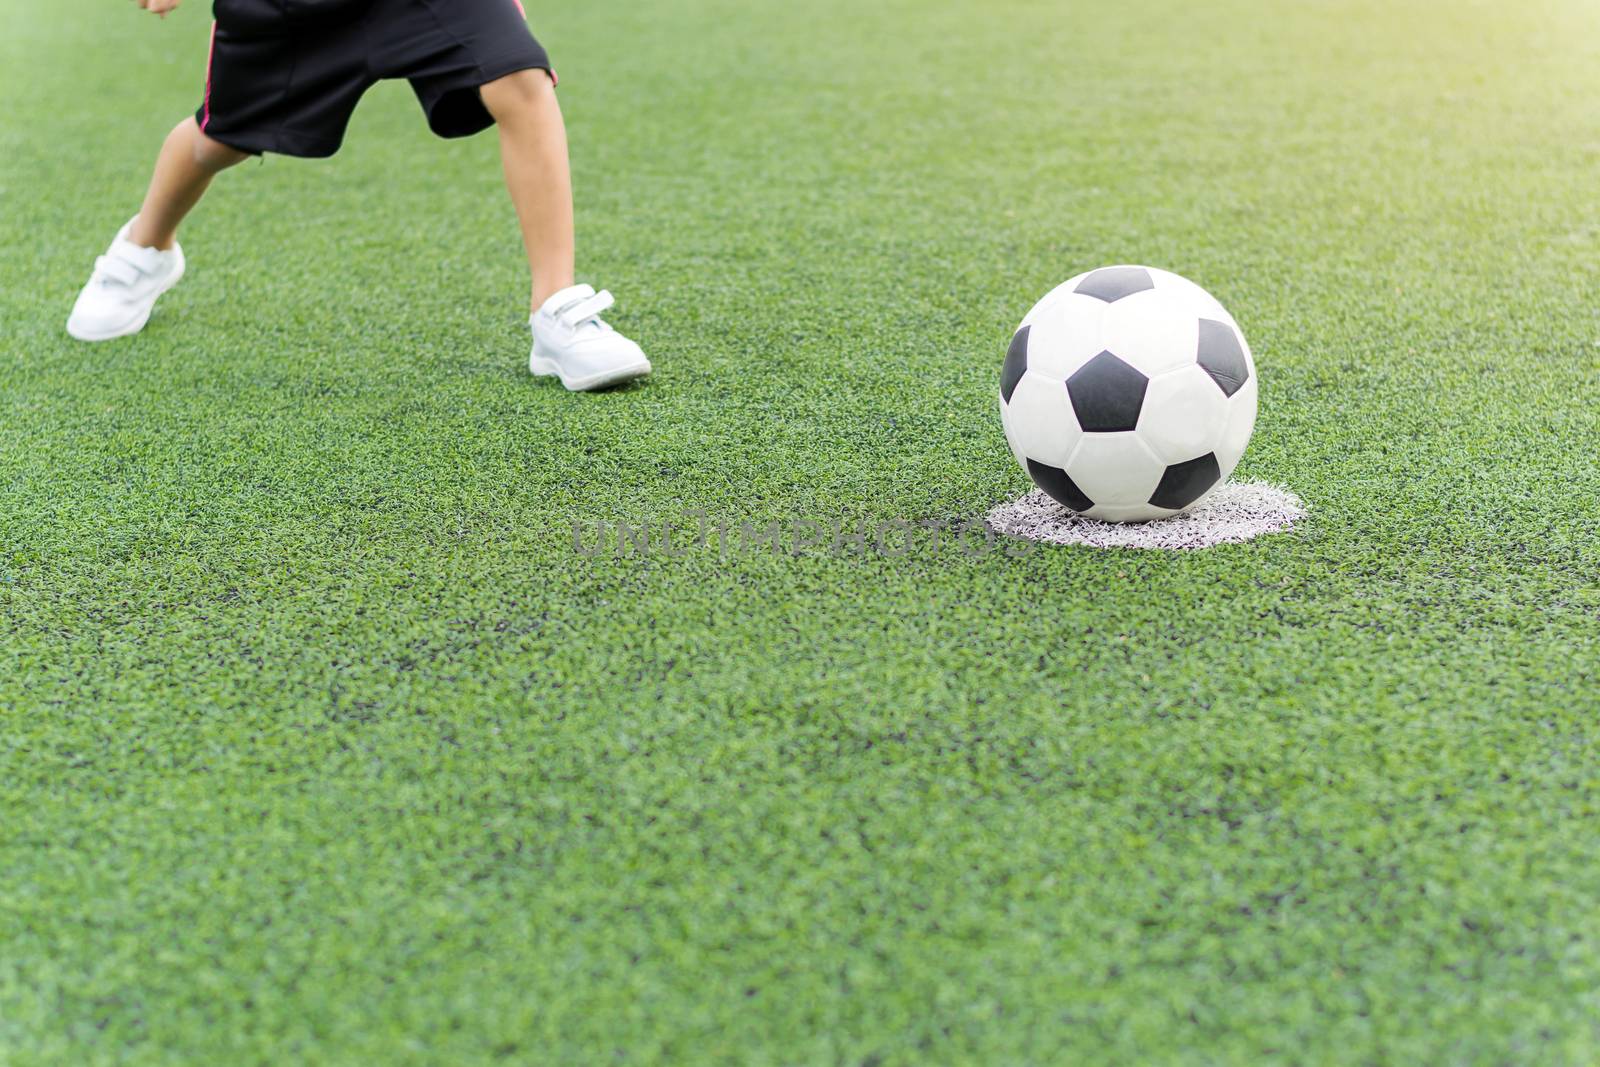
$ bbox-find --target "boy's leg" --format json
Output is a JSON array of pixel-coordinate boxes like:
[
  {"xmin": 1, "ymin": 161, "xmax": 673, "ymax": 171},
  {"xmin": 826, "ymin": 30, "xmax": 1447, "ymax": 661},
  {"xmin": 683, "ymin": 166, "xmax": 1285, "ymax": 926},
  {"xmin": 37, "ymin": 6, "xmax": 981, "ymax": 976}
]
[
  {"xmin": 128, "ymin": 117, "xmax": 250, "ymax": 250},
  {"xmin": 67, "ymin": 117, "xmax": 248, "ymax": 341},
  {"xmin": 479, "ymin": 70, "xmax": 575, "ymax": 312},
  {"xmin": 477, "ymin": 67, "xmax": 648, "ymax": 390},
  {"xmin": 478, "ymin": 68, "xmax": 650, "ymax": 390}
]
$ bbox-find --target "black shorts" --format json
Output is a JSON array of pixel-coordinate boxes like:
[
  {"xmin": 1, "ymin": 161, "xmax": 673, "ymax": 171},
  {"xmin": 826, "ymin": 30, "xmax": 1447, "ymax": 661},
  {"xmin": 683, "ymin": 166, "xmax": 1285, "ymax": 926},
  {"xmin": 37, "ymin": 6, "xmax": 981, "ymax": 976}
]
[{"xmin": 197, "ymin": 0, "xmax": 553, "ymax": 158}]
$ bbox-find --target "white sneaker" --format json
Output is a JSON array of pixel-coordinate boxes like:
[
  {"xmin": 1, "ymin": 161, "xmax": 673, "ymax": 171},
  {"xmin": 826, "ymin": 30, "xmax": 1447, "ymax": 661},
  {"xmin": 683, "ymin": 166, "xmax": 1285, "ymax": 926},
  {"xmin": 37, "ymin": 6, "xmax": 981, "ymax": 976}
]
[
  {"xmin": 530, "ymin": 284, "xmax": 651, "ymax": 391},
  {"xmin": 67, "ymin": 220, "xmax": 186, "ymax": 342}
]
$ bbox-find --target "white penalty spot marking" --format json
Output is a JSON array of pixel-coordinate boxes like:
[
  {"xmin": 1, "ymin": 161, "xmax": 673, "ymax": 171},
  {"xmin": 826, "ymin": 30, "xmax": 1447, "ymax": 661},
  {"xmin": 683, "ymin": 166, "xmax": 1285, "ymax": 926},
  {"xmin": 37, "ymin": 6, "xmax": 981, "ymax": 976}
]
[{"xmin": 988, "ymin": 481, "xmax": 1308, "ymax": 550}]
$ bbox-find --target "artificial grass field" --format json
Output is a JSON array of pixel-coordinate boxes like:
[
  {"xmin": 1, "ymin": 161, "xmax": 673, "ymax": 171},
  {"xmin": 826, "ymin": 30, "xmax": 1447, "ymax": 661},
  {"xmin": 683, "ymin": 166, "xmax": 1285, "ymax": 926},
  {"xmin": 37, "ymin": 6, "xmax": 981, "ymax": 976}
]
[{"xmin": 3, "ymin": 0, "xmax": 1599, "ymax": 1061}]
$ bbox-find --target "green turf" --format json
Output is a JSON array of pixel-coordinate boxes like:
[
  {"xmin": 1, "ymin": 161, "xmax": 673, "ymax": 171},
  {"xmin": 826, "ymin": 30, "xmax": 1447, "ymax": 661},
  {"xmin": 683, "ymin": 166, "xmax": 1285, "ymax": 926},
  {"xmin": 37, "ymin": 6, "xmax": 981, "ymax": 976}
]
[{"xmin": 3, "ymin": 0, "xmax": 1600, "ymax": 1062}]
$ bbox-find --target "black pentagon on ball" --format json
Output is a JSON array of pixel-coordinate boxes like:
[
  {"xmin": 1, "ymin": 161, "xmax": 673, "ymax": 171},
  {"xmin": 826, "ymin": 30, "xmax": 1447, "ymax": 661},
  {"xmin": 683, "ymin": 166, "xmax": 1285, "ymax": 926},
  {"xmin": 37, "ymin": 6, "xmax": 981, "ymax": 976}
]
[
  {"xmin": 1027, "ymin": 458, "xmax": 1094, "ymax": 512},
  {"xmin": 1197, "ymin": 318, "xmax": 1250, "ymax": 397},
  {"xmin": 1148, "ymin": 453, "xmax": 1222, "ymax": 510},
  {"xmin": 1066, "ymin": 351, "xmax": 1148, "ymax": 432},
  {"xmin": 1000, "ymin": 325, "xmax": 1030, "ymax": 403},
  {"xmin": 1073, "ymin": 266, "xmax": 1155, "ymax": 303}
]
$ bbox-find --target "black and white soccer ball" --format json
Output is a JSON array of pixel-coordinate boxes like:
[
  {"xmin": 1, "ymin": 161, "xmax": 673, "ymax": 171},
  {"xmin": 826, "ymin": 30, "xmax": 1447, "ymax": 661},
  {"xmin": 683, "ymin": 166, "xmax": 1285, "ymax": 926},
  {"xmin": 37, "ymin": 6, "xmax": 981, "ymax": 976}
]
[{"xmin": 999, "ymin": 265, "xmax": 1258, "ymax": 523}]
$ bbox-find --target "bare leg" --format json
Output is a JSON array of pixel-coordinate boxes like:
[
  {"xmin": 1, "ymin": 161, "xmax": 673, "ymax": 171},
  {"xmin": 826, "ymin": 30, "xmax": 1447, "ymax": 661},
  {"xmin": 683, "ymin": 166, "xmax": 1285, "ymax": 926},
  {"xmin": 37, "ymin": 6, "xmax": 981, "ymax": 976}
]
[
  {"xmin": 479, "ymin": 70, "xmax": 576, "ymax": 312},
  {"xmin": 127, "ymin": 117, "xmax": 250, "ymax": 250}
]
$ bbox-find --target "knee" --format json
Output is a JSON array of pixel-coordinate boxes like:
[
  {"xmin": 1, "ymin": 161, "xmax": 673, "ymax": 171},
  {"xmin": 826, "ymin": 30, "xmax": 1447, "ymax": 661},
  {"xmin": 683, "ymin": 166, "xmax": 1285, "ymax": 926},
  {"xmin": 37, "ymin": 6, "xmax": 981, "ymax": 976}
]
[
  {"xmin": 479, "ymin": 68, "xmax": 556, "ymax": 121},
  {"xmin": 179, "ymin": 118, "xmax": 249, "ymax": 173}
]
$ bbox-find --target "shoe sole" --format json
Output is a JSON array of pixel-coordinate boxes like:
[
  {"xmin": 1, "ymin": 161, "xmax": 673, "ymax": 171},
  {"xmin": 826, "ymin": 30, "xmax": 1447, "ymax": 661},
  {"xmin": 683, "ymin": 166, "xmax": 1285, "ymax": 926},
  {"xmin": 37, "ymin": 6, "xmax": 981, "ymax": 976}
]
[
  {"xmin": 530, "ymin": 353, "xmax": 651, "ymax": 392},
  {"xmin": 66, "ymin": 261, "xmax": 186, "ymax": 343}
]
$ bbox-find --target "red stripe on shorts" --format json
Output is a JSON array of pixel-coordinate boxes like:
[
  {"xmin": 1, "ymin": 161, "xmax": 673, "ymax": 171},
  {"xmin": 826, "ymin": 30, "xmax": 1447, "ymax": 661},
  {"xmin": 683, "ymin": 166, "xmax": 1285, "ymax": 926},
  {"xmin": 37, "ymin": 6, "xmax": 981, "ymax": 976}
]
[{"xmin": 201, "ymin": 20, "xmax": 218, "ymax": 130}]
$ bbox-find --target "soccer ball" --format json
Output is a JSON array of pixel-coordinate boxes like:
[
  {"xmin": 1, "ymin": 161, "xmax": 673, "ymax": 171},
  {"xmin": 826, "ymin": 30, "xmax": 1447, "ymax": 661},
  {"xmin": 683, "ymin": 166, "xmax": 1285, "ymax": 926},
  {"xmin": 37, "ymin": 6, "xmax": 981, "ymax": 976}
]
[{"xmin": 999, "ymin": 265, "xmax": 1258, "ymax": 523}]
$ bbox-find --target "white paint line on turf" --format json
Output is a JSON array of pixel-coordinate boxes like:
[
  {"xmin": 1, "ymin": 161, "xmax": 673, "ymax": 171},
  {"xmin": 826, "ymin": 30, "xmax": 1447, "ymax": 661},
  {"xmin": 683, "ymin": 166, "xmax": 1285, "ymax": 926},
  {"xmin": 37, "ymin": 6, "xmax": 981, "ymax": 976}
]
[{"xmin": 987, "ymin": 481, "xmax": 1307, "ymax": 550}]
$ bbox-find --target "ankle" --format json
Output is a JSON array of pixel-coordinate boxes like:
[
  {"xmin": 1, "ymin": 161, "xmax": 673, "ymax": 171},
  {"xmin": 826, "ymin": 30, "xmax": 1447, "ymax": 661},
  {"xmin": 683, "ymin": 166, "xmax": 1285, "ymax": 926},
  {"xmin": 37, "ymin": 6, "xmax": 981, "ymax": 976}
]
[
  {"xmin": 127, "ymin": 216, "xmax": 177, "ymax": 252},
  {"xmin": 532, "ymin": 278, "xmax": 576, "ymax": 313}
]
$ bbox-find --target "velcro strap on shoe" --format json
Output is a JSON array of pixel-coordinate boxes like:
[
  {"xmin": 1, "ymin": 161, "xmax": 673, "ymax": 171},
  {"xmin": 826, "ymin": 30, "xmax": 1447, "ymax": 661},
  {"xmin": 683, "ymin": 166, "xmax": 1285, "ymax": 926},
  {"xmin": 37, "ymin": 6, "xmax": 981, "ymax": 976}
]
[
  {"xmin": 116, "ymin": 238, "xmax": 166, "ymax": 271},
  {"xmin": 556, "ymin": 289, "xmax": 615, "ymax": 327},
  {"xmin": 95, "ymin": 254, "xmax": 144, "ymax": 287}
]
